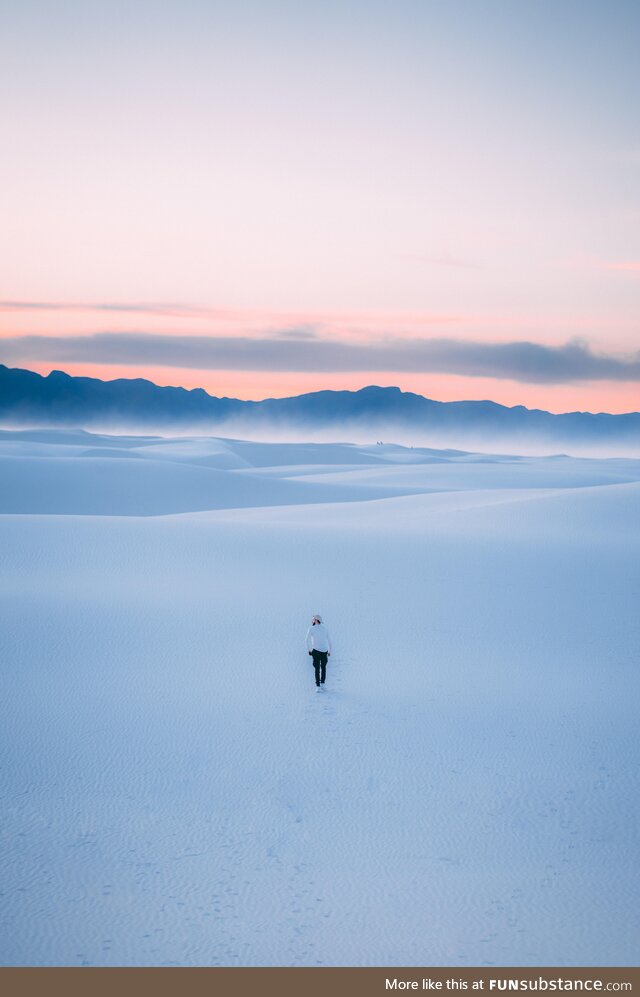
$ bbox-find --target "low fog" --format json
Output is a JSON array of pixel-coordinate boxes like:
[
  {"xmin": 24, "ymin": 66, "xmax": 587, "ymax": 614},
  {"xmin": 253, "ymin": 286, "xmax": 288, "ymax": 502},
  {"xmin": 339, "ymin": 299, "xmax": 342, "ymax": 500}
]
[{"xmin": 2, "ymin": 413, "xmax": 640, "ymax": 459}]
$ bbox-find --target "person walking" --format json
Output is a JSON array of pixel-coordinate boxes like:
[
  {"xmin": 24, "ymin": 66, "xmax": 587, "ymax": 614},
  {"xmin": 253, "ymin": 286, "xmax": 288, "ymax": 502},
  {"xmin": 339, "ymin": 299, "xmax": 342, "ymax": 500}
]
[{"xmin": 306, "ymin": 614, "xmax": 332, "ymax": 690}]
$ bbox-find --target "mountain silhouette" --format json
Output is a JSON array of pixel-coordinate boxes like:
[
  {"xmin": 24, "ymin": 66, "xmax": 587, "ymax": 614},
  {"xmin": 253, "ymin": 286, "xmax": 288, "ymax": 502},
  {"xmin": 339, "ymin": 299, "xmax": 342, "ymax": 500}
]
[{"xmin": 1, "ymin": 364, "xmax": 639, "ymax": 449}]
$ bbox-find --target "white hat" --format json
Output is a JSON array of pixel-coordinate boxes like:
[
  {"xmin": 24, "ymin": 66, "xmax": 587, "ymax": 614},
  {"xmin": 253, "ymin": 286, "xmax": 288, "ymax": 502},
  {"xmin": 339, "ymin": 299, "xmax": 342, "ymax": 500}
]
[{"xmin": 312, "ymin": 614, "xmax": 322, "ymax": 623}]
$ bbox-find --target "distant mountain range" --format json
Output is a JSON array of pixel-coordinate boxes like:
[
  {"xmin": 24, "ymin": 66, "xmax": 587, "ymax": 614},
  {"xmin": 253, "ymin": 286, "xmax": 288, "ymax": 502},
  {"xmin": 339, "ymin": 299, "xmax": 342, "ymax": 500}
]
[{"xmin": 1, "ymin": 363, "xmax": 639, "ymax": 451}]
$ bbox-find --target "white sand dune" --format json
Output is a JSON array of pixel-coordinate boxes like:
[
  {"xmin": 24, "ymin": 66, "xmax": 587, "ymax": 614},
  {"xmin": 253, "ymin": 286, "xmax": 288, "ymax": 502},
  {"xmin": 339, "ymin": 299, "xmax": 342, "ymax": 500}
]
[
  {"xmin": 0, "ymin": 441, "xmax": 432, "ymax": 516},
  {"xmin": 1, "ymin": 430, "xmax": 639, "ymax": 966}
]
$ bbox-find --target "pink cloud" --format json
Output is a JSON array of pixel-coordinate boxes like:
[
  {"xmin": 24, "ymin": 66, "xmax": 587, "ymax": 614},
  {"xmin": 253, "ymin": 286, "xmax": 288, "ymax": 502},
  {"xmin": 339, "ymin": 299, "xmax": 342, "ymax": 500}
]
[{"xmin": 600, "ymin": 261, "xmax": 640, "ymax": 273}]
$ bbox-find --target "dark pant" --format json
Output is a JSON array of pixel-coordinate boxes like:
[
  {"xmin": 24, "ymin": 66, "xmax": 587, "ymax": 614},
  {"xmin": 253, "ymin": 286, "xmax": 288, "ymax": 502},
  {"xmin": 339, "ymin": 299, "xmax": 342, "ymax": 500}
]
[{"xmin": 311, "ymin": 649, "xmax": 328, "ymax": 685}]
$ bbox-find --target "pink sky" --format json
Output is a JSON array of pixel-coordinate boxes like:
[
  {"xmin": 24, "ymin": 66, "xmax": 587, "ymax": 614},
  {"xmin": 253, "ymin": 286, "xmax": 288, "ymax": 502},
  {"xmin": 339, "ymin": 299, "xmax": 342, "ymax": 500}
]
[{"xmin": 1, "ymin": 3, "xmax": 638, "ymax": 416}]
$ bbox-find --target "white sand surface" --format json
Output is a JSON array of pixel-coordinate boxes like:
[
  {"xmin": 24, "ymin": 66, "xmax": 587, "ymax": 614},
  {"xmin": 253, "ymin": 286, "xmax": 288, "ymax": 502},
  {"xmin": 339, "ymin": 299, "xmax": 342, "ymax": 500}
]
[{"xmin": 1, "ymin": 430, "xmax": 639, "ymax": 966}]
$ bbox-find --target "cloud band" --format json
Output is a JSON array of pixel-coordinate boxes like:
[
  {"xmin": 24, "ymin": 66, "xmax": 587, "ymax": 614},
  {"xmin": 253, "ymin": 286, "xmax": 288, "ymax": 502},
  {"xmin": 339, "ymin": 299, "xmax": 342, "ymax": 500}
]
[{"xmin": 1, "ymin": 332, "xmax": 639, "ymax": 384}]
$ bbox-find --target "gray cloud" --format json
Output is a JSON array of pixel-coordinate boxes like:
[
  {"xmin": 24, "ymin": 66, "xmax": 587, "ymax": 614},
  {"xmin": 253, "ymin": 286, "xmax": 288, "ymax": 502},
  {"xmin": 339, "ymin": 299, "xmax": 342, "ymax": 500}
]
[
  {"xmin": 1, "ymin": 332, "xmax": 640, "ymax": 384},
  {"xmin": 0, "ymin": 300, "xmax": 210, "ymax": 316},
  {"xmin": 275, "ymin": 326, "xmax": 319, "ymax": 340}
]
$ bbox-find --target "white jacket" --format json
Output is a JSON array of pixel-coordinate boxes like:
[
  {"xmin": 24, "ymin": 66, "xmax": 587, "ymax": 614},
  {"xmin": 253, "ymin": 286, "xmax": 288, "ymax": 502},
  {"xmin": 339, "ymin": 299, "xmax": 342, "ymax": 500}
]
[{"xmin": 306, "ymin": 622, "xmax": 331, "ymax": 653}]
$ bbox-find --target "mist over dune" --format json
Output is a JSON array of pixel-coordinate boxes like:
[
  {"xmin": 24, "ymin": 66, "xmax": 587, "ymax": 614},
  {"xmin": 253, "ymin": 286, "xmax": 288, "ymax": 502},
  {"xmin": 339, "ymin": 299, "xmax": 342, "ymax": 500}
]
[
  {"xmin": 1, "ymin": 364, "xmax": 639, "ymax": 457},
  {"xmin": 2, "ymin": 427, "xmax": 640, "ymax": 516}
]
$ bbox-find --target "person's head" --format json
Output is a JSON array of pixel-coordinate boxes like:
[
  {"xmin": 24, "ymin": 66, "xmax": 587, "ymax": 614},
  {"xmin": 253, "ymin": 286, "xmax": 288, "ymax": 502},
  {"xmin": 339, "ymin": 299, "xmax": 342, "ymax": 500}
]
[{"xmin": 312, "ymin": 614, "xmax": 322, "ymax": 625}]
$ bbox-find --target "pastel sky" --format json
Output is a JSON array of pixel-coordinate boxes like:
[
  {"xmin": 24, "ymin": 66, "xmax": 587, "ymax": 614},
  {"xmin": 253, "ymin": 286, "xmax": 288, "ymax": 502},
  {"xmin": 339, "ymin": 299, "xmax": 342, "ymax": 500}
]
[{"xmin": 1, "ymin": 0, "xmax": 639, "ymax": 412}]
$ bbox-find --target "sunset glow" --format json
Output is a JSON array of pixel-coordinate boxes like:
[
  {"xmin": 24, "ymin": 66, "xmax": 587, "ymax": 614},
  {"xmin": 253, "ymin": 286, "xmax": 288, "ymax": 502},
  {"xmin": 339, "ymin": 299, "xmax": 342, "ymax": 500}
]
[{"xmin": 1, "ymin": 1, "xmax": 638, "ymax": 415}]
